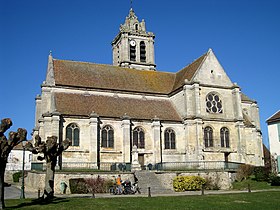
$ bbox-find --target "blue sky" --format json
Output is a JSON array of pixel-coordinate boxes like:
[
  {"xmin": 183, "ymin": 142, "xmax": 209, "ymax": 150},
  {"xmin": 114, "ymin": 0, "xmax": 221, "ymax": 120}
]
[{"xmin": 0, "ymin": 0, "xmax": 279, "ymax": 148}]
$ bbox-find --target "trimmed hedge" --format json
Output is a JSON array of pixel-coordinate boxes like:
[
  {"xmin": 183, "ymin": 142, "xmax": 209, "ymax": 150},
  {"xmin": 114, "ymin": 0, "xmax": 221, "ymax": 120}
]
[{"xmin": 173, "ymin": 176, "xmax": 206, "ymax": 192}]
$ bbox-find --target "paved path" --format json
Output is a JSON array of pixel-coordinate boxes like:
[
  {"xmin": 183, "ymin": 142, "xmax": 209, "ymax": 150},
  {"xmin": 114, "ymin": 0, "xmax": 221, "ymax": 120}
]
[
  {"xmin": 5, "ymin": 184, "xmax": 280, "ymax": 200},
  {"xmin": 4, "ymin": 185, "xmax": 21, "ymax": 199},
  {"xmin": 4, "ymin": 185, "xmax": 38, "ymax": 199}
]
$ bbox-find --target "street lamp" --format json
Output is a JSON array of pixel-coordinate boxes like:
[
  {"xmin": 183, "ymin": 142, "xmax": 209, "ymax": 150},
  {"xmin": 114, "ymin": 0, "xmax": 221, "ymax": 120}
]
[{"xmin": 20, "ymin": 140, "xmax": 26, "ymax": 199}]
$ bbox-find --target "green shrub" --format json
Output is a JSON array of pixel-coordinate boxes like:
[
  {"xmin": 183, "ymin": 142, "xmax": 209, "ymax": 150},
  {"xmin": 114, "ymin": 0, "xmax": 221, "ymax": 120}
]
[
  {"xmin": 270, "ymin": 176, "xmax": 280, "ymax": 186},
  {"xmin": 173, "ymin": 176, "xmax": 206, "ymax": 192},
  {"xmin": 13, "ymin": 171, "xmax": 22, "ymax": 182},
  {"xmin": 69, "ymin": 178, "xmax": 89, "ymax": 194},
  {"xmin": 236, "ymin": 164, "xmax": 254, "ymax": 182},
  {"xmin": 253, "ymin": 167, "xmax": 269, "ymax": 181}
]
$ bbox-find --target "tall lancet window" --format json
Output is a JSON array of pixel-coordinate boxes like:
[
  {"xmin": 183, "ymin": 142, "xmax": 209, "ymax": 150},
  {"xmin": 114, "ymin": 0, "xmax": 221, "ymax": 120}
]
[
  {"xmin": 204, "ymin": 126, "xmax": 213, "ymax": 148},
  {"xmin": 133, "ymin": 127, "xmax": 145, "ymax": 149},
  {"xmin": 101, "ymin": 125, "xmax": 114, "ymax": 148},
  {"xmin": 130, "ymin": 41, "xmax": 136, "ymax": 61},
  {"xmin": 220, "ymin": 127, "xmax": 230, "ymax": 148},
  {"xmin": 140, "ymin": 41, "xmax": 146, "ymax": 63},
  {"xmin": 66, "ymin": 123, "xmax": 80, "ymax": 146},
  {"xmin": 164, "ymin": 128, "xmax": 176, "ymax": 149}
]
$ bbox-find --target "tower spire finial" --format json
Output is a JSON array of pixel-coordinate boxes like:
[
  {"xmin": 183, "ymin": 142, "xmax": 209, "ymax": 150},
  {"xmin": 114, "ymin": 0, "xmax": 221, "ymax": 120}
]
[{"xmin": 130, "ymin": 0, "xmax": 133, "ymax": 9}]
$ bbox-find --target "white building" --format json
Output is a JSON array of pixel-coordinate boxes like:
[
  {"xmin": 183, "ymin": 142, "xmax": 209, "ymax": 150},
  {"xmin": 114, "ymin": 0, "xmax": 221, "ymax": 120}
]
[
  {"xmin": 267, "ymin": 110, "xmax": 280, "ymax": 173},
  {"xmin": 6, "ymin": 143, "xmax": 32, "ymax": 171},
  {"xmin": 32, "ymin": 8, "xmax": 264, "ymax": 170}
]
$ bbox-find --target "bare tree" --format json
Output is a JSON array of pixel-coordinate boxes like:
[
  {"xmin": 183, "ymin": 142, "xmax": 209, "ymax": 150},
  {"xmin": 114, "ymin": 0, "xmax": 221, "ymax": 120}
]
[
  {"xmin": 25, "ymin": 135, "xmax": 70, "ymax": 200},
  {"xmin": 0, "ymin": 118, "xmax": 27, "ymax": 209}
]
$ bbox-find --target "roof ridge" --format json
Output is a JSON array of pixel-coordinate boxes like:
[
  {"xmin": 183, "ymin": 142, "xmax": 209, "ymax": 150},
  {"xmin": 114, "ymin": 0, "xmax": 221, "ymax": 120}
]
[
  {"xmin": 176, "ymin": 51, "xmax": 208, "ymax": 74},
  {"xmin": 171, "ymin": 51, "xmax": 208, "ymax": 91},
  {"xmin": 266, "ymin": 110, "xmax": 280, "ymax": 122}
]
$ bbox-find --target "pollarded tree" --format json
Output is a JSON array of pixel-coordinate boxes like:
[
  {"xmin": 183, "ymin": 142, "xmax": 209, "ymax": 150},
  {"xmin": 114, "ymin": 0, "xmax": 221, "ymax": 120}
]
[
  {"xmin": 25, "ymin": 135, "xmax": 70, "ymax": 199},
  {"xmin": 0, "ymin": 118, "xmax": 27, "ymax": 209}
]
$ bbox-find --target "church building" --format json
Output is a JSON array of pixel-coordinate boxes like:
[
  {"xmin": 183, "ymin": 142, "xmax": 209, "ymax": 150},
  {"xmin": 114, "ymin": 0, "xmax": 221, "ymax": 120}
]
[{"xmin": 32, "ymin": 8, "xmax": 264, "ymax": 170}]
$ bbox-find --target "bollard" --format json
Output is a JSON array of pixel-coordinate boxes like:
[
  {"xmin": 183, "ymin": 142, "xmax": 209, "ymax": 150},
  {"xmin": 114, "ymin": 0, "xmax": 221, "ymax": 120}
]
[
  {"xmin": 148, "ymin": 187, "xmax": 151, "ymax": 197},
  {"xmin": 38, "ymin": 189, "xmax": 40, "ymax": 198},
  {"xmin": 248, "ymin": 184, "xmax": 251, "ymax": 193},
  {"xmin": 201, "ymin": 184, "xmax": 205, "ymax": 195}
]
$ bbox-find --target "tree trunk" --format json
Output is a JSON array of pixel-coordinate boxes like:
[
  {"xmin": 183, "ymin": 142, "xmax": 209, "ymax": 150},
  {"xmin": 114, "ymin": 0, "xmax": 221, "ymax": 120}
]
[
  {"xmin": 44, "ymin": 162, "xmax": 55, "ymax": 199},
  {"xmin": 0, "ymin": 164, "xmax": 6, "ymax": 209}
]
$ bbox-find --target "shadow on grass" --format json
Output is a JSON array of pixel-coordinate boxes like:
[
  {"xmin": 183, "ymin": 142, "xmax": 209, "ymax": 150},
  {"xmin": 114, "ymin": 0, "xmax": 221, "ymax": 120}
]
[{"xmin": 5, "ymin": 196, "xmax": 69, "ymax": 209}]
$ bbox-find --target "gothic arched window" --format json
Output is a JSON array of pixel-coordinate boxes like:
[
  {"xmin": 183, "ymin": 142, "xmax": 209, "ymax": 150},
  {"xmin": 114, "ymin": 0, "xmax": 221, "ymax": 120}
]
[
  {"xmin": 133, "ymin": 127, "xmax": 145, "ymax": 149},
  {"xmin": 204, "ymin": 126, "xmax": 213, "ymax": 148},
  {"xmin": 220, "ymin": 127, "xmax": 230, "ymax": 148},
  {"xmin": 101, "ymin": 125, "xmax": 114, "ymax": 148},
  {"xmin": 164, "ymin": 128, "xmax": 176, "ymax": 149},
  {"xmin": 140, "ymin": 41, "xmax": 146, "ymax": 63},
  {"xmin": 206, "ymin": 92, "xmax": 223, "ymax": 113},
  {"xmin": 66, "ymin": 123, "xmax": 80, "ymax": 146}
]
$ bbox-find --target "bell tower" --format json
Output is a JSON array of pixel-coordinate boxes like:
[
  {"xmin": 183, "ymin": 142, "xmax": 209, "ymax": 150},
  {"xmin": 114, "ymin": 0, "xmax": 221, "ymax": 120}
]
[{"xmin": 112, "ymin": 8, "xmax": 156, "ymax": 70}]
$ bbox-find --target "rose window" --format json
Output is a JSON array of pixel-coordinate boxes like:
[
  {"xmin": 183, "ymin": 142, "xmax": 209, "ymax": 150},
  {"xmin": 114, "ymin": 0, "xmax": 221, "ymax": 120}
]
[{"xmin": 206, "ymin": 93, "xmax": 223, "ymax": 113}]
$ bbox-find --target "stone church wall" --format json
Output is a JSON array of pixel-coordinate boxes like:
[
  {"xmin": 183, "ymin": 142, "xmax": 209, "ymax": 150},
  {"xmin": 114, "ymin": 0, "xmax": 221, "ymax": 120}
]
[
  {"xmin": 170, "ymin": 91, "xmax": 185, "ymax": 118},
  {"xmin": 161, "ymin": 122, "xmax": 186, "ymax": 163},
  {"xmin": 62, "ymin": 117, "xmax": 92, "ymax": 163},
  {"xmin": 156, "ymin": 171, "xmax": 233, "ymax": 190},
  {"xmin": 24, "ymin": 171, "xmax": 234, "ymax": 194},
  {"xmin": 200, "ymin": 86, "xmax": 236, "ymax": 120}
]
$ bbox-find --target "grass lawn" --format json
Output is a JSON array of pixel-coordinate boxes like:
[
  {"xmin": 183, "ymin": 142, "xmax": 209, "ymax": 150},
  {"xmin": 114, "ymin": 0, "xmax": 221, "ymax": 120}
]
[
  {"xmin": 232, "ymin": 178, "xmax": 280, "ymax": 190},
  {"xmin": 4, "ymin": 191, "xmax": 280, "ymax": 210}
]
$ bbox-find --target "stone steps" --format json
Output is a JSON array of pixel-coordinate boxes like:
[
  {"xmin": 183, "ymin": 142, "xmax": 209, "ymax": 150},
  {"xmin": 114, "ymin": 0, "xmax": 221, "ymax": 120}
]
[{"xmin": 135, "ymin": 171, "xmax": 173, "ymax": 194}]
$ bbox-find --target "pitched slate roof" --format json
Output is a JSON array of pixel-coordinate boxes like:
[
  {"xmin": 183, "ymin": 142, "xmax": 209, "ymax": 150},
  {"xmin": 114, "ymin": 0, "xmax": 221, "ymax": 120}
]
[
  {"xmin": 266, "ymin": 110, "xmax": 280, "ymax": 124},
  {"xmin": 241, "ymin": 93, "xmax": 256, "ymax": 103},
  {"xmin": 172, "ymin": 52, "xmax": 207, "ymax": 91},
  {"xmin": 52, "ymin": 52, "xmax": 207, "ymax": 94},
  {"xmin": 53, "ymin": 60, "xmax": 176, "ymax": 94},
  {"xmin": 55, "ymin": 93, "xmax": 182, "ymax": 121}
]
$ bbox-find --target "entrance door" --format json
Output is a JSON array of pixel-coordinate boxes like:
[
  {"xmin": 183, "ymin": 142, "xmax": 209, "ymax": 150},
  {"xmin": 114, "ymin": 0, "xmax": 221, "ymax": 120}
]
[
  {"xmin": 224, "ymin": 152, "xmax": 229, "ymax": 162},
  {"xmin": 224, "ymin": 152, "xmax": 230, "ymax": 169},
  {"xmin": 138, "ymin": 154, "xmax": 144, "ymax": 170}
]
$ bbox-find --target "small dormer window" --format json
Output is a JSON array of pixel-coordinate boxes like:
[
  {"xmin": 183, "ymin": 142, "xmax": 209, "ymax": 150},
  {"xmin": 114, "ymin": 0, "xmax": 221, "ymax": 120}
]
[{"xmin": 135, "ymin": 24, "xmax": 138, "ymax": 31}]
